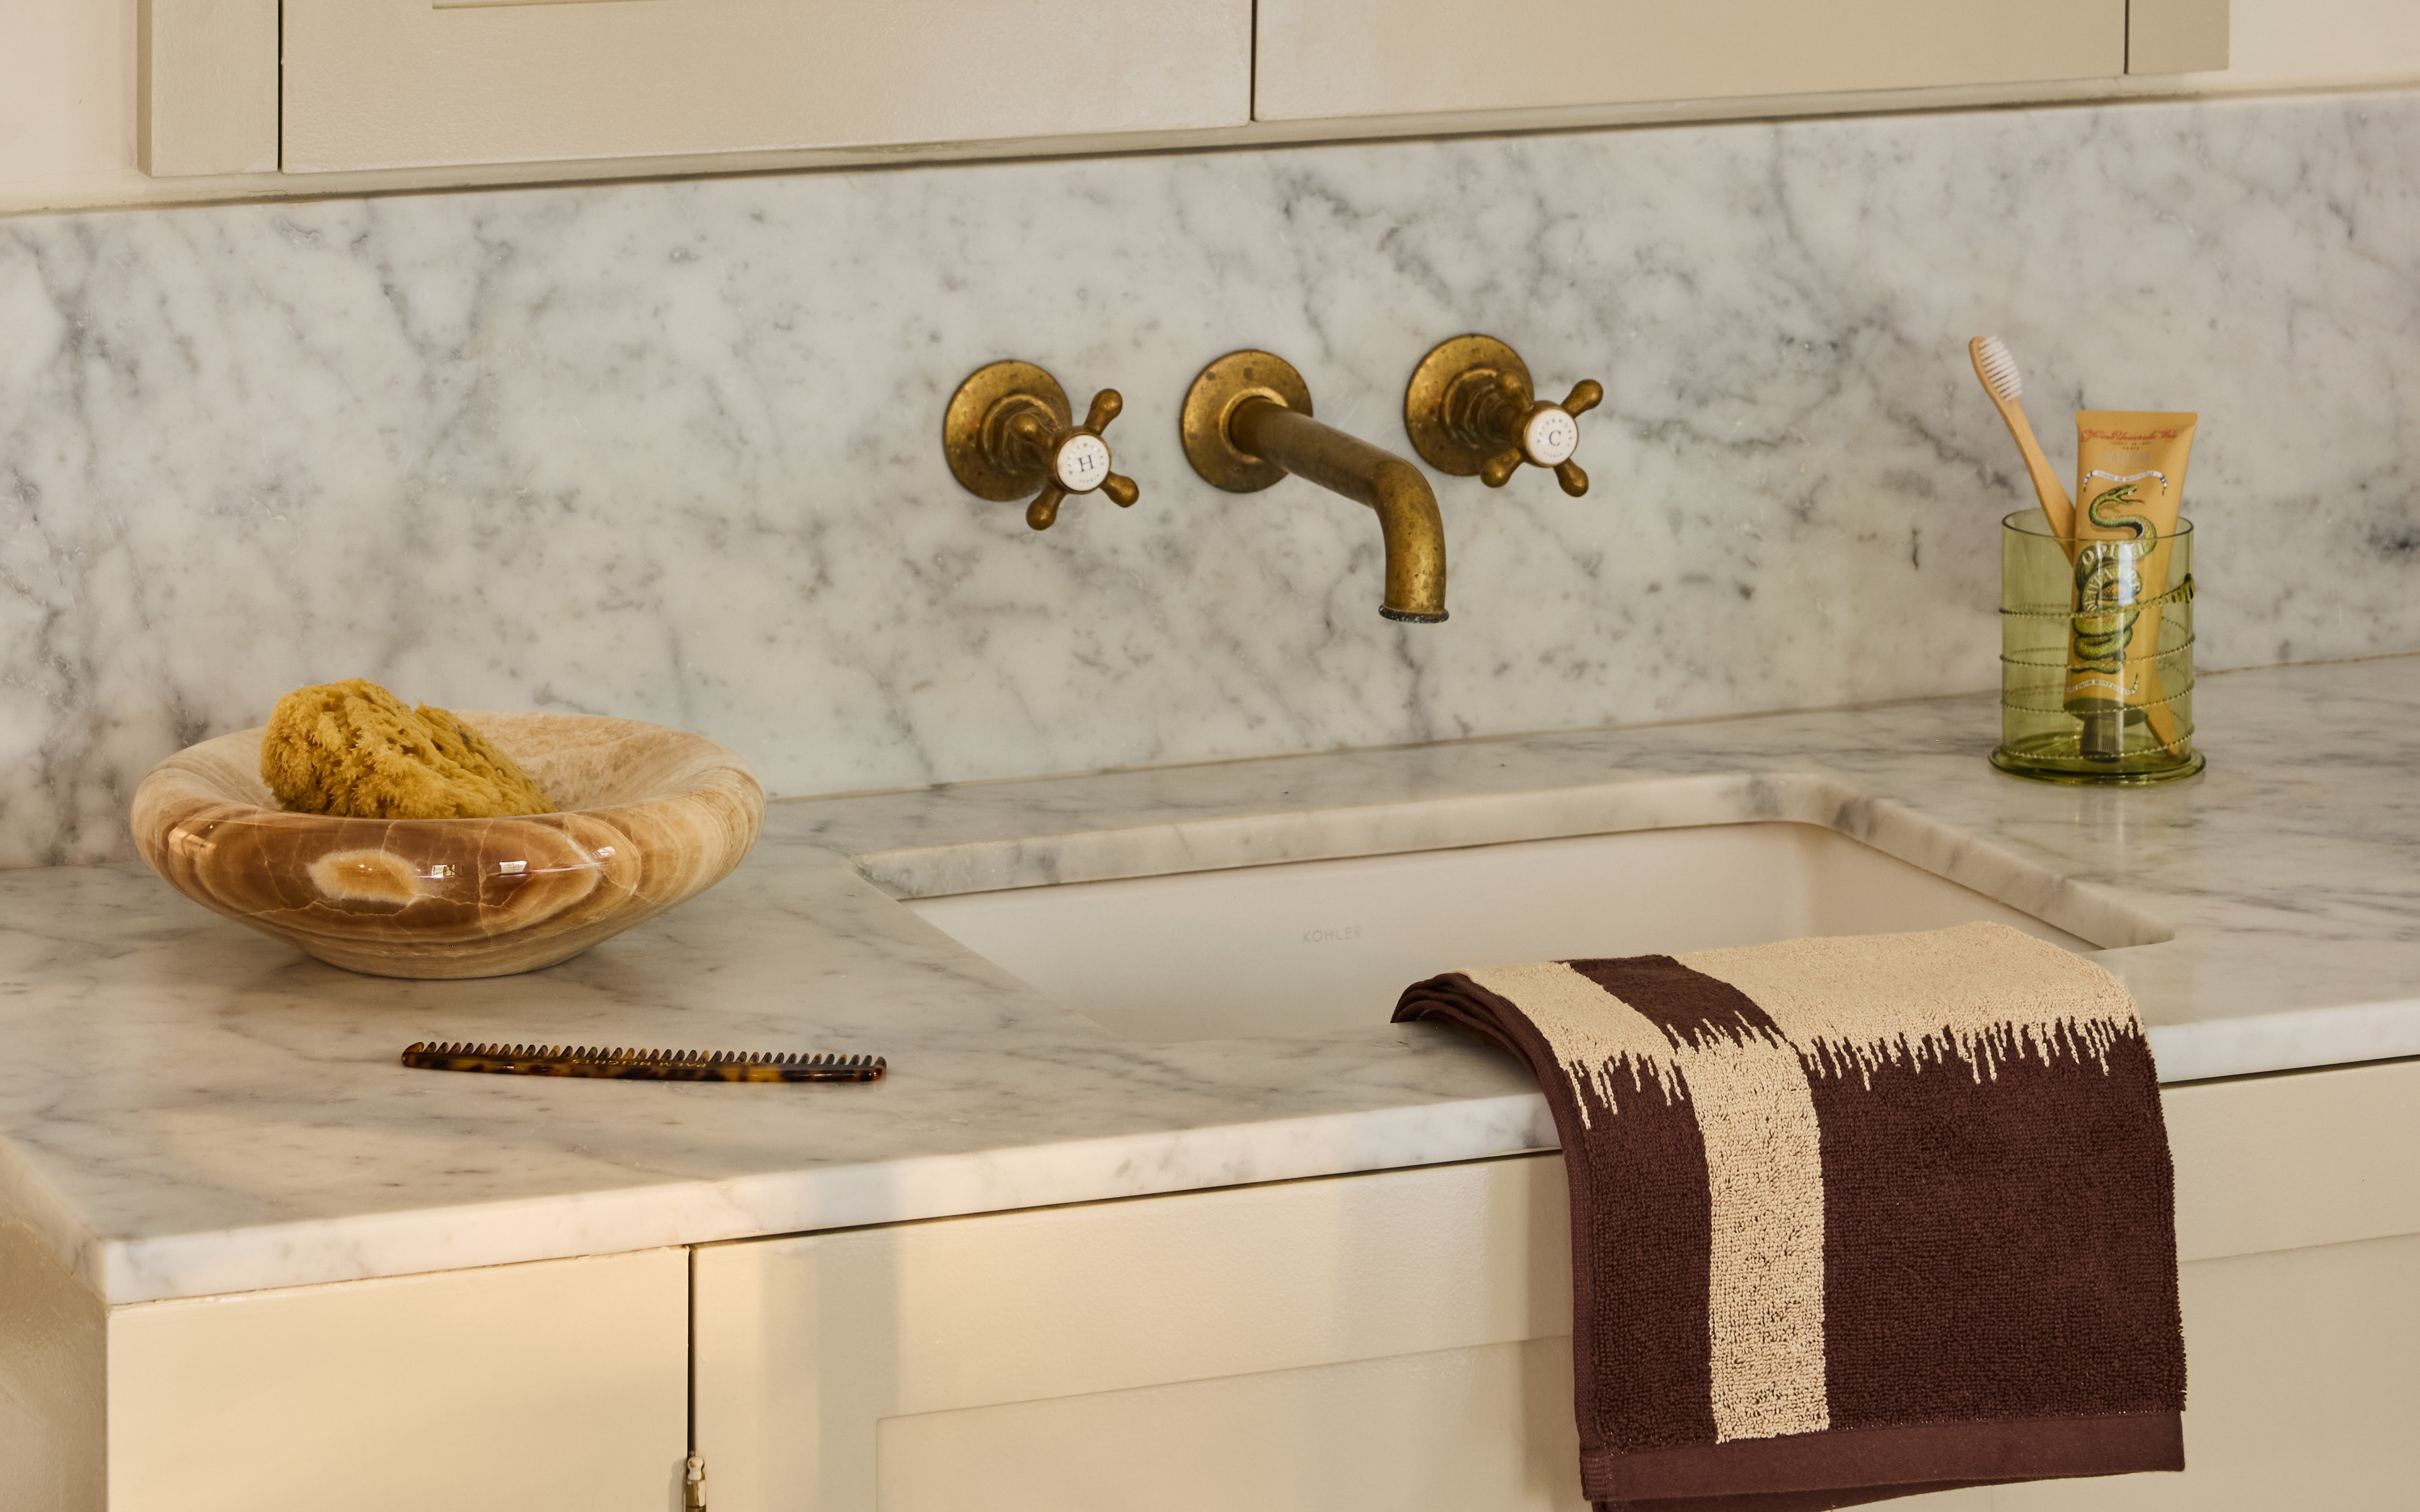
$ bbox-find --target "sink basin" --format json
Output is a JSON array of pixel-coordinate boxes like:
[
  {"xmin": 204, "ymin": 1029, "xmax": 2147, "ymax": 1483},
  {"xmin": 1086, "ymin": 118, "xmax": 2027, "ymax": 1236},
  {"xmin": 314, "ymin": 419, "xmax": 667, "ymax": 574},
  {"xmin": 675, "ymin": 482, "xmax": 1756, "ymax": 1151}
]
[{"xmin": 904, "ymin": 822, "xmax": 2107, "ymax": 1042}]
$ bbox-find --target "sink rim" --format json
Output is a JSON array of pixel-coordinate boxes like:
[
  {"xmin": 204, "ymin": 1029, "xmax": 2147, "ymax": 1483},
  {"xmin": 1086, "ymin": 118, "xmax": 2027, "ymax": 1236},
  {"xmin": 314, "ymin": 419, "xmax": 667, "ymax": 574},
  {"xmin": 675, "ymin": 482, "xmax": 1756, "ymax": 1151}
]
[{"xmin": 853, "ymin": 769, "xmax": 2175, "ymax": 954}]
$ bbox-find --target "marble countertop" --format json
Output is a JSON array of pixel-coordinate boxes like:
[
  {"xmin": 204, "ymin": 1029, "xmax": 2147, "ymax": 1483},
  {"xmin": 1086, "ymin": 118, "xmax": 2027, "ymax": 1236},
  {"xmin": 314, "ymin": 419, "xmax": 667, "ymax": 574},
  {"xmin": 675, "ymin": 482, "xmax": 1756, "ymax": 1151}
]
[{"xmin": 4, "ymin": 656, "xmax": 2416, "ymax": 1306}]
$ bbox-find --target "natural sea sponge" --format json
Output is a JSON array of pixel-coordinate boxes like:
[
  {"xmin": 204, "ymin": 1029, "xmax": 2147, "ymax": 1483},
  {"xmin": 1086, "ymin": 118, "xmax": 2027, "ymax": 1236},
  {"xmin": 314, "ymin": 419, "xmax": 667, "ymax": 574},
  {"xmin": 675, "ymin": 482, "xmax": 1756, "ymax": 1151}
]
[{"xmin": 260, "ymin": 679, "xmax": 556, "ymax": 819}]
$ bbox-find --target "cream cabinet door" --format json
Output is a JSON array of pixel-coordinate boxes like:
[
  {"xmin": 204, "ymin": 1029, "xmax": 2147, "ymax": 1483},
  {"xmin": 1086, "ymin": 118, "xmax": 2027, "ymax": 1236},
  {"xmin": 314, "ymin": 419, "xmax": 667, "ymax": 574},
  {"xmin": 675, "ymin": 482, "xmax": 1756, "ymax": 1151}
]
[
  {"xmin": 281, "ymin": 0, "xmax": 1252, "ymax": 174},
  {"xmin": 106, "ymin": 1248, "xmax": 689, "ymax": 1512},
  {"xmin": 691, "ymin": 1155, "xmax": 1586, "ymax": 1512},
  {"xmin": 1256, "ymin": 0, "xmax": 2128, "ymax": 122}
]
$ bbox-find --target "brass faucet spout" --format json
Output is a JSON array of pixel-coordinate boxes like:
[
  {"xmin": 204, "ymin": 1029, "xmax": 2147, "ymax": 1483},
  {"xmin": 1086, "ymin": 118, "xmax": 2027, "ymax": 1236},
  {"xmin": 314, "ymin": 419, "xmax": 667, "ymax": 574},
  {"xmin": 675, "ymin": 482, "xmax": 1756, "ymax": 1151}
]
[{"xmin": 1229, "ymin": 397, "xmax": 1448, "ymax": 623}]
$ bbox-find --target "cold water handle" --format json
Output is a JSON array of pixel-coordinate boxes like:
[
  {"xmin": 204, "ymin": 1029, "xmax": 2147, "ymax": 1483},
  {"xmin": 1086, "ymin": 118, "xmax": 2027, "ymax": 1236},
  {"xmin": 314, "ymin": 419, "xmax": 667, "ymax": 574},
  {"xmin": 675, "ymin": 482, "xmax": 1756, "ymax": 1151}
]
[{"xmin": 1403, "ymin": 334, "xmax": 1602, "ymax": 497}]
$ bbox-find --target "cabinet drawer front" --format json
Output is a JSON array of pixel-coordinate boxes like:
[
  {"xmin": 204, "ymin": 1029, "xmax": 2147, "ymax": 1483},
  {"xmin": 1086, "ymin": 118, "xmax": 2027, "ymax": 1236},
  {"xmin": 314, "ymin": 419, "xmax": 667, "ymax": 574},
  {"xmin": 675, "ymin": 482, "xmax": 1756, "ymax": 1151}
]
[
  {"xmin": 107, "ymin": 1248, "xmax": 688, "ymax": 1512},
  {"xmin": 877, "ymin": 1339, "xmax": 1586, "ymax": 1511},
  {"xmin": 1256, "ymin": 0, "xmax": 2125, "ymax": 122},
  {"xmin": 284, "ymin": 0, "xmax": 1252, "ymax": 173},
  {"xmin": 693, "ymin": 1154, "xmax": 1572, "ymax": 1510},
  {"xmin": 2166, "ymin": 1056, "xmax": 2420, "ymax": 1263}
]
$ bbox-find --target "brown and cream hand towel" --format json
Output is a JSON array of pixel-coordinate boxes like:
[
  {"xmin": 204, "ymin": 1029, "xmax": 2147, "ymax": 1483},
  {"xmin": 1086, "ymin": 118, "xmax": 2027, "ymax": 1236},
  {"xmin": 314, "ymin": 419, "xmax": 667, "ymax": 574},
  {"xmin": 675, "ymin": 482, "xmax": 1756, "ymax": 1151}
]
[{"xmin": 1394, "ymin": 922, "xmax": 2184, "ymax": 1511}]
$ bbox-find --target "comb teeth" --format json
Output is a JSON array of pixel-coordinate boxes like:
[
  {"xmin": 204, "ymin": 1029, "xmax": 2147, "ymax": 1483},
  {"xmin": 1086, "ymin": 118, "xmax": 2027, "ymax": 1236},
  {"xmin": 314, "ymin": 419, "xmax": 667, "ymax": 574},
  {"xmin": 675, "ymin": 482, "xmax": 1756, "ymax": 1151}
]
[
  {"xmin": 401, "ymin": 1042, "xmax": 886, "ymax": 1082},
  {"xmin": 411, "ymin": 1043, "xmax": 879, "ymax": 1065},
  {"xmin": 1972, "ymin": 335, "xmax": 2022, "ymax": 401}
]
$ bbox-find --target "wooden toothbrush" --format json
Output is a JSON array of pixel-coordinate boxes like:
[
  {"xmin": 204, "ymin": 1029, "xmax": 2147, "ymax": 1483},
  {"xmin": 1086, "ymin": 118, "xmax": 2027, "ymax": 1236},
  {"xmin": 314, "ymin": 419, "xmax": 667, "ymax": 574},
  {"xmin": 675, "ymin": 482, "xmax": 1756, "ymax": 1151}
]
[
  {"xmin": 1969, "ymin": 338, "xmax": 2185, "ymax": 753},
  {"xmin": 1969, "ymin": 336, "xmax": 2075, "ymax": 539}
]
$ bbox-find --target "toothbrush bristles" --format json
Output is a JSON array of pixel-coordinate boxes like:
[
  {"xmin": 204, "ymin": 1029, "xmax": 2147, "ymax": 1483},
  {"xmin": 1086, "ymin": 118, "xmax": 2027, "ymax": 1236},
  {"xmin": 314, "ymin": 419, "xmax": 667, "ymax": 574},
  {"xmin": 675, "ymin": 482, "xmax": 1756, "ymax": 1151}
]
[{"xmin": 1972, "ymin": 335, "xmax": 2022, "ymax": 401}]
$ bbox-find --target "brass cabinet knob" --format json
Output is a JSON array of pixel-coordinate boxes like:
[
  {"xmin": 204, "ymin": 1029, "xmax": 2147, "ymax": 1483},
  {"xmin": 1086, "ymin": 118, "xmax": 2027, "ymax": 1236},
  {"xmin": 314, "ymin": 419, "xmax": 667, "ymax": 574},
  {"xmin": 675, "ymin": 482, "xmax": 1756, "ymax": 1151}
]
[
  {"xmin": 943, "ymin": 360, "xmax": 1140, "ymax": 530},
  {"xmin": 1403, "ymin": 335, "xmax": 1603, "ymax": 498}
]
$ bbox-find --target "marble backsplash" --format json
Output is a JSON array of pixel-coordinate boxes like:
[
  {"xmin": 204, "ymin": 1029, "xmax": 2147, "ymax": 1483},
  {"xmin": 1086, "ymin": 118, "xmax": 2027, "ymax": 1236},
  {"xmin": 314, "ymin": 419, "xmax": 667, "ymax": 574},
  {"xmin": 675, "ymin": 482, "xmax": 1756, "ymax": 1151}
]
[{"xmin": 3, "ymin": 89, "xmax": 2417, "ymax": 868}]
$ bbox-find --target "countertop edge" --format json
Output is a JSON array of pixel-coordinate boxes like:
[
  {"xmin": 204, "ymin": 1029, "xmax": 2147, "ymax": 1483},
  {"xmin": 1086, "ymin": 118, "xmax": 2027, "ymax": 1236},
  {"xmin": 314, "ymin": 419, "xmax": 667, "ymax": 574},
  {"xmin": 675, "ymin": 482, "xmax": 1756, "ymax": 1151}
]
[{"xmin": 92, "ymin": 1094, "xmax": 1561, "ymax": 1306}]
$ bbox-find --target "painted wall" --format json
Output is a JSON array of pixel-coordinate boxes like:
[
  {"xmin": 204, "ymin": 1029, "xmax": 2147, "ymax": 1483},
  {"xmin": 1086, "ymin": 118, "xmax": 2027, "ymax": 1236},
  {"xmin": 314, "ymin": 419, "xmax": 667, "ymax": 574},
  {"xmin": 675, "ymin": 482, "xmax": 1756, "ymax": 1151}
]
[{"xmin": 5, "ymin": 0, "xmax": 2420, "ymax": 214}]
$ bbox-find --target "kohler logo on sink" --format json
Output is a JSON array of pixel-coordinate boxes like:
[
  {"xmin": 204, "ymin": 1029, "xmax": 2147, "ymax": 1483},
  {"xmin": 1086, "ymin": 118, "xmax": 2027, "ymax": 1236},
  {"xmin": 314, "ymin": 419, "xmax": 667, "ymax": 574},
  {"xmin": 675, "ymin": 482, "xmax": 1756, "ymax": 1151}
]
[{"xmin": 1302, "ymin": 924, "xmax": 1364, "ymax": 944}]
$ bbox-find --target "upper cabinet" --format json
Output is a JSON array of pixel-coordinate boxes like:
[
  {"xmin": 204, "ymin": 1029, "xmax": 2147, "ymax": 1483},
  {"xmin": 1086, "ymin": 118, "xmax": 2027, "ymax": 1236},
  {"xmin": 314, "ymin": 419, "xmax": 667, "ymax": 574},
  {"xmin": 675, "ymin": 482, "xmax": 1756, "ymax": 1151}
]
[
  {"xmin": 282, "ymin": 0, "xmax": 1253, "ymax": 173},
  {"xmin": 141, "ymin": 0, "xmax": 1253, "ymax": 178},
  {"xmin": 135, "ymin": 0, "xmax": 2225, "ymax": 182},
  {"xmin": 1257, "ymin": 0, "xmax": 2131, "ymax": 122}
]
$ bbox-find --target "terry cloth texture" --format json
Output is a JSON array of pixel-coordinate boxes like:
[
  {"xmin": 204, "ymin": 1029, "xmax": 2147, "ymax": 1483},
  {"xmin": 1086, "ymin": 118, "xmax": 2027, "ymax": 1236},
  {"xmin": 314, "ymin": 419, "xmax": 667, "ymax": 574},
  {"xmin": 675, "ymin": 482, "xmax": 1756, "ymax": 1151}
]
[{"xmin": 1393, "ymin": 922, "xmax": 2184, "ymax": 1511}]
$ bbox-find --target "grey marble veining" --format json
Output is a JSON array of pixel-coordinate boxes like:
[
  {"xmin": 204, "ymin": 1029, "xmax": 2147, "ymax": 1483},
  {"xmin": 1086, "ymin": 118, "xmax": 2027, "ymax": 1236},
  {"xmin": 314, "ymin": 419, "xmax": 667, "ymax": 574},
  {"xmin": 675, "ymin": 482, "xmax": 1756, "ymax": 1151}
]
[
  {"xmin": 5, "ymin": 90, "xmax": 2420, "ymax": 869},
  {"xmin": 1, "ymin": 657, "xmax": 2414, "ymax": 1305}
]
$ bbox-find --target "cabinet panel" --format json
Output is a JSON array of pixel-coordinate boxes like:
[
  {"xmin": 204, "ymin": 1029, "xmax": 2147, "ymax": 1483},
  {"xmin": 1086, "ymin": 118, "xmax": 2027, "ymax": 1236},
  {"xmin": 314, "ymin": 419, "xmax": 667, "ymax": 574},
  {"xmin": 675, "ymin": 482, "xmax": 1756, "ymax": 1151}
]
[
  {"xmin": 2164, "ymin": 1057, "xmax": 2420, "ymax": 1263},
  {"xmin": 692, "ymin": 1155, "xmax": 1572, "ymax": 1511},
  {"xmin": 1255, "ymin": 0, "xmax": 2126, "ymax": 122},
  {"xmin": 284, "ymin": 0, "xmax": 1252, "ymax": 174},
  {"xmin": 1997, "ymin": 1232, "xmax": 2420, "ymax": 1510},
  {"xmin": 2128, "ymin": 0, "xmax": 2231, "ymax": 75},
  {"xmin": 695, "ymin": 1058, "xmax": 2420, "ymax": 1512},
  {"xmin": 135, "ymin": 0, "xmax": 278, "ymax": 176},
  {"xmin": 0, "ymin": 1206, "xmax": 105, "ymax": 1512},
  {"xmin": 107, "ymin": 1247, "xmax": 688, "ymax": 1512},
  {"xmin": 879, "ymin": 1340, "xmax": 1584, "ymax": 1511}
]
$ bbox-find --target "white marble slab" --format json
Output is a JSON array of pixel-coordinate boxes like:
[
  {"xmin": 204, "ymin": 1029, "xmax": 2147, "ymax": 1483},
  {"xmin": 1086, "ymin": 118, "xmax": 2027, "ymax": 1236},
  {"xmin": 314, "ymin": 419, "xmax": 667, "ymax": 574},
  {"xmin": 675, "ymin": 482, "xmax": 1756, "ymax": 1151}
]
[
  {"xmin": 4, "ymin": 90, "xmax": 2420, "ymax": 869},
  {"xmin": 0, "ymin": 657, "xmax": 2414, "ymax": 1305}
]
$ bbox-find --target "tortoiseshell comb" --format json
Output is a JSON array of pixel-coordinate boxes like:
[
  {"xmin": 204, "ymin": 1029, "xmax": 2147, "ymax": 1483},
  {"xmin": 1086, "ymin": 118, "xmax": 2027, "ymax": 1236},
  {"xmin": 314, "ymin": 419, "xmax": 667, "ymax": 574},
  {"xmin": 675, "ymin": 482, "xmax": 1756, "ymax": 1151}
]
[{"xmin": 401, "ymin": 1042, "xmax": 885, "ymax": 1083}]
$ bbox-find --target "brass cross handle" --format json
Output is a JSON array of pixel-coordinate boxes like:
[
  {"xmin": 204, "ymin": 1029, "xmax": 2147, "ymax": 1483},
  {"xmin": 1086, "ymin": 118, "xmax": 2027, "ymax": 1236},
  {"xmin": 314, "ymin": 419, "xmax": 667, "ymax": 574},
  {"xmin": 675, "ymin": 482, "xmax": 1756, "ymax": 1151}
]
[
  {"xmin": 943, "ymin": 360, "xmax": 1141, "ymax": 530},
  {"xmin": 1403, "ymin": 335, "xmax": 1603, "ymax": 498}
]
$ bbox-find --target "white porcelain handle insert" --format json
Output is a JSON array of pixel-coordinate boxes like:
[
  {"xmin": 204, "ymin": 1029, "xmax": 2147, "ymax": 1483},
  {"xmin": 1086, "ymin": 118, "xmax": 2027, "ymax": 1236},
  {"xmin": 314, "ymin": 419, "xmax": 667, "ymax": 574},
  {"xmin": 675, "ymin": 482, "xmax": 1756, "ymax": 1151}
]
[
  {"xmin": 1054, "ymin": 431, "xmax": 1114, "ymax": 493},
  {"xmin": 1521, "ymin": 406, "xmax": 1581, "ymax": 467}
]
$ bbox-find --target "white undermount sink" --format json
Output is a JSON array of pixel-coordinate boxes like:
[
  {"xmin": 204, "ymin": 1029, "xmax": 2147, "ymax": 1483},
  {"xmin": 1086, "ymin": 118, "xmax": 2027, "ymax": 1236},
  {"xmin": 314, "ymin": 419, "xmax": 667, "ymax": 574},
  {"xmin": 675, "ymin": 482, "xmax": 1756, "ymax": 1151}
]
[{"xmin": 904, "ymin": 821, "xmax": 2113, "ymax": 1043}]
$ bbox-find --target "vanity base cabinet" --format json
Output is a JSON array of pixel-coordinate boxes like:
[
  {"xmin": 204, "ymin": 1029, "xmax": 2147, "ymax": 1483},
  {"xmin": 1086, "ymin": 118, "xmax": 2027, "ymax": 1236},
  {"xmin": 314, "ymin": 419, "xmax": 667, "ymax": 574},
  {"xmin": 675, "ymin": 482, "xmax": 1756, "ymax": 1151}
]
[
  {"xmin": 691, "ymin": 1156, "xmax": 1583, "ymax": 1511},
  {"xmin": 0, "ymin": 1206, "xmax": 106, "ymax": 1511},
  {"xmin": 0, "ymin": 1240, "xmax": 689, "ymax": 1512},
  {"xmin": 1997, "ymin": 1230, "xmax": 2420, "ymax": 1510},
  {"xmin": 694, "ymin": 1058, "xmax": 2420, "ymax": 1512},
  {"xmin": 6, "ymin": 1062, "xmax": 2411, "ymax": 1510},
  {"xmin": 107, "ymin": 1245, "xmax": 689, "ymax": 1512}
]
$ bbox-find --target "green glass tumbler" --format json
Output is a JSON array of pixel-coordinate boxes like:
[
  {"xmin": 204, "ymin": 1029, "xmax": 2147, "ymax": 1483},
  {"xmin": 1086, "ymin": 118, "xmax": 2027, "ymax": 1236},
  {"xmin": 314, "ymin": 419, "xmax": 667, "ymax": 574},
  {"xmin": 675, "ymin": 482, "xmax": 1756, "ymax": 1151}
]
[{"xmin": 1990, "ymin": 510, "xmax": 2203, "ymax": 784}]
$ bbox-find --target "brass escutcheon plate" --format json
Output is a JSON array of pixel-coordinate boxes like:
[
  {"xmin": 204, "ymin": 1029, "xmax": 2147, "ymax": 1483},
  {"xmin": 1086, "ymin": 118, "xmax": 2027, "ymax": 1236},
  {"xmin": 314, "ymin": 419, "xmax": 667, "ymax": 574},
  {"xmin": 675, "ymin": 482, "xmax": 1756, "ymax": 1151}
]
[
  {"xmin": 1403, "ymin": 333, "xmax": 1531, "ymax": 477},
  {"xmin": 945, "ymin": 360, "xmax": 1071, "ymax": 501},
  {"xmin": 1180, "ymin": 350, "xmax": 1315, "ymax": 493}
]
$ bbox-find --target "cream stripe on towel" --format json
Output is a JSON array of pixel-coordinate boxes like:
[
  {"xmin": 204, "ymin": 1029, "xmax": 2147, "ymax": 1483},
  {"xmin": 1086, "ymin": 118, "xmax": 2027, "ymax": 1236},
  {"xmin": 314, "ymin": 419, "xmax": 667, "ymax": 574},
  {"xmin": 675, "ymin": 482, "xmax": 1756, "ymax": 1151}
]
[
  {"xmin": 1683, "ymin": 1028, "xmax": 1828, "ymax": 1442},
  {"xmin": 1466, "ymin": 961, "xmax": 1685, "ymax": 1122},
  {"xmin": 1678, "ymin": 923, "xmax": 2139, "ymax": 1084},
  {"xmin": 1470, "ymin": 959, "xmax": 1829, "ymax": 1441}
]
